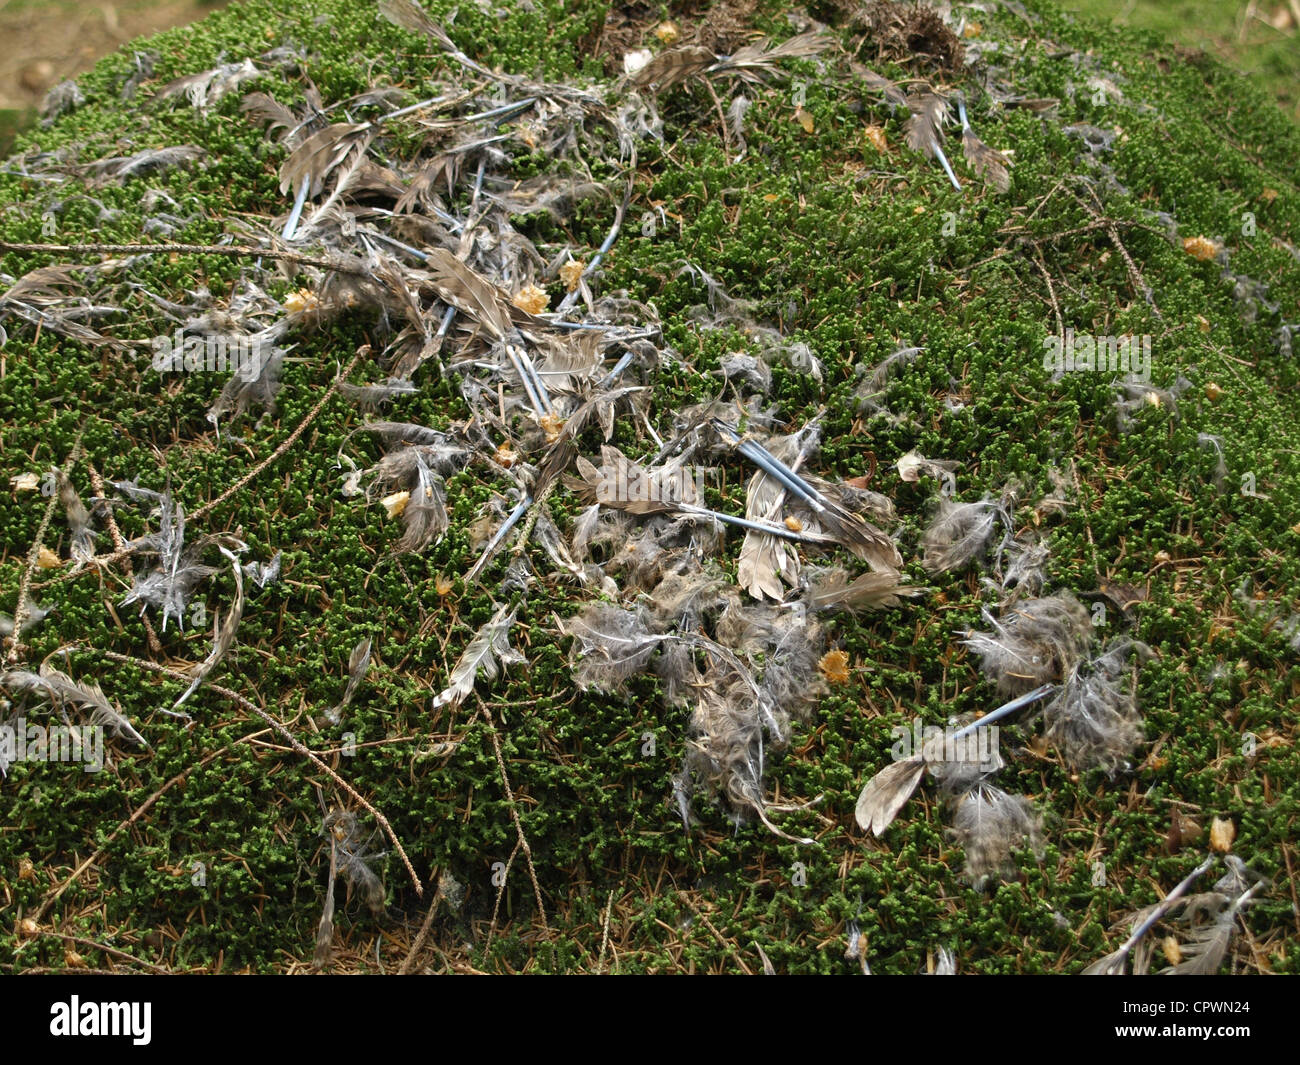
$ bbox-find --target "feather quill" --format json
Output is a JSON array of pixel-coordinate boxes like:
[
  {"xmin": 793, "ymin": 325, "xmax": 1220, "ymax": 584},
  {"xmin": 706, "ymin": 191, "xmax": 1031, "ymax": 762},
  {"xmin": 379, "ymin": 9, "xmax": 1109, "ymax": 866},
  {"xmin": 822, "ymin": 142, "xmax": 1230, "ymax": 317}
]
[
  {"xmin": 904, "ymin": 92, "xmax": 961, "ymax": 191},
  {"xmin": 1082, "ymin": 856, "xmax": 1216, "ymax": 974},
  {"xmin": 716, "ymin": 421, "xmax": 902, "ymax": 572},
  {"xmin": 378, "ymin": 0, "xmax": 496, "ymax": 79},
  {"xmin": 854, "ymin": 683, "xmax": 1059, "ymax": 836}
]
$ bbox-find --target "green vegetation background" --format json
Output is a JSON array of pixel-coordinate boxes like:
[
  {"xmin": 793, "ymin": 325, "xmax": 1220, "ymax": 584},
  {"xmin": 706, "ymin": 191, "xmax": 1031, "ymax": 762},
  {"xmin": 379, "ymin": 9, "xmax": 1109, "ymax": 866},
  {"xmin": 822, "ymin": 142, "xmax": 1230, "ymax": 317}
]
[{"xmin": 1, "ymin": 0, "xmax": 1298, "ymax": 973}]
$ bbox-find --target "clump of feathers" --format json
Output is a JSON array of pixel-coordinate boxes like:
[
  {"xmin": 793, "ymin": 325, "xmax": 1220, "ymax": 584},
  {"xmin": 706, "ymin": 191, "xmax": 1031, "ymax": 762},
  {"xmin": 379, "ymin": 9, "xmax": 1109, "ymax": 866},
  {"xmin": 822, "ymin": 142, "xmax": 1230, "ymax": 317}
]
[
  {"xmin": 1041, "ymin": 638, "xmax": 1152, "ymax": 773},
  {"xmin": 961, "ymin": 591, "xmax": 1094, "ymax": 696},
  {"xmin": 116, "ymin": 480, "xmax": 218, "ymax": 631},
  {"xmin": 921, "ymin": 497, "xmax": 1004, "ymax": 574},
  {"xmin": 945, "ymin": 780, "xmax": 1044, "ymax": 888}
]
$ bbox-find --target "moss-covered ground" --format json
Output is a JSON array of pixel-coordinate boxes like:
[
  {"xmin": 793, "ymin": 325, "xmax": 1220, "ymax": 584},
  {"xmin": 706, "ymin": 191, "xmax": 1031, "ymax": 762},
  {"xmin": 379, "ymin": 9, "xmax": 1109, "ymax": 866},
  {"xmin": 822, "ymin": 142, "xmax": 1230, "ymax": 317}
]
[{"xmin": 1, "ymin": 0, "xmax": 1297, "ymax": 973}]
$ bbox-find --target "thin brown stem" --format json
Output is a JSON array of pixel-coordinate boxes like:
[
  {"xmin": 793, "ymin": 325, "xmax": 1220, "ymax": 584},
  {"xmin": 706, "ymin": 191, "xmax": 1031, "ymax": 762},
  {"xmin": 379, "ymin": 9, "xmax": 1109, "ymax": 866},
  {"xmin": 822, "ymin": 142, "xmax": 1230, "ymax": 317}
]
[{"xmin": 0, "ymin": 240, "xmax": 373, "ymax": 277}]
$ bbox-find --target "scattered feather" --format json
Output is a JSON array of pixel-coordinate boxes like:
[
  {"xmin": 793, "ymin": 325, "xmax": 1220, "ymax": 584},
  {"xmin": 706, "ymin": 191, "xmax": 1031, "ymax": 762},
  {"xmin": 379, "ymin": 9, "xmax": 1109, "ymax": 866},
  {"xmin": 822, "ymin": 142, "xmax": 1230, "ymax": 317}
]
[
  {"xmin": 921, "ymin": 497, "xmax": 1002, "ymax": 573},
  {"xmin": 173, "ymin": 547, "xmax": 245, "ymax": 711},
  {"xmin": 157, "ymin": 59, "xmax": 262, "ymax": 113},
  {"xmin": 321, "ymin": 809, "xmax": 386, "ymax": 921},
  {"xmin": 326, "ymin": 637, "xmax": 372, "ymax": 726},
  {"xmin": 0, "ymin": 603, "xmax": 52, "ymax": 637},
  {"xmin": 1082, "ymin": 856, "xmax": 1216, "ymax": 975},
  {"xmin": 2, "ymin": 656, "xmax": 146, "ymax": 747},
  {"xmin": 805, "ymin": 566, "xmax": 926, "ymax": 613},
  {"xmin": 945, "ymin": 781, "xmax": 1044, "ymax": 888},
  {"xmin": 904, "ymin": 91, "xmax": 961, "ymax": 190},
  {"xmin": 339, "ymin": 377, "xmax": 418, "ymax": 412},
  {"xmin": 242, "ymin": 552, "xmax": 282, "ymax": 589},
  {"xmin": 957, "ymin": 96, "xmax": 1011, "ymax": 193},
  {"xmin": 896, "ymin": 449, "xmax": 960, "ymax": 488},
  {"xmin": 1042, "ymin": 638, "xmax": 1152, "ymax": 772},
  {"xmin": 431, "ymin": 604, "xmax": 525, "ymax": 708},
  {"xmin": 627, "ymin": 46, "xmax": 715, "ymax": 91},
  {"xmin": 206, "ymin": 333, "xmax": 288, "ymax": 427},
  {"xmin": 1197, "ymin": 433, "xmax": 1227, "ymax": 491},
  {"xmin": 1113, "ymin": 375, "xmax": 1193, "ymax": 433},
  {"xmin": 83, "ymin": 145, "xmax": 205, "ymax": 184},
  {"xmin": 1161, "ymin": 879, "xmax": 1262, "ymax": 975},
  {"xmin": 118, "ymin": 481, "xmax": 218, "ymax": 631},
  {"xmin": 559, "ymin": 603, "xmax": 663, "ymax": 692},
  {"xmin": 855, "ymin": 757, "xmax": 927, "ymax": 836},
  {"xmin": 57, "ymin": 470, "xmax": 95, "ymax": 563}
]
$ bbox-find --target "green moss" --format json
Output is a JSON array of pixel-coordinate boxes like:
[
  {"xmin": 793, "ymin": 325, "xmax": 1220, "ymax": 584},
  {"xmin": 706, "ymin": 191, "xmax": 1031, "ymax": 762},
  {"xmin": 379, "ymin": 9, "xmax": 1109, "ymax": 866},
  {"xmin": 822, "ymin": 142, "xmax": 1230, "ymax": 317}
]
[{"xmin": 1, "ymin": 0, "xmax": 1298, "ymax": 974}]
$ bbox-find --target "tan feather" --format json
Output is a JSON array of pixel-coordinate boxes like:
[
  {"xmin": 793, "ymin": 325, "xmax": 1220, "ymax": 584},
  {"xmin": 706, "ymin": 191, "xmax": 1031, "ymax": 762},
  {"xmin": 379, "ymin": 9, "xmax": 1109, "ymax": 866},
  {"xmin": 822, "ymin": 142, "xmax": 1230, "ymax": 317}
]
[
  {"xmin": 806, "ymin": 568, "xmax": 926, "ymax": 612},
  {"xmin": 904, "ymin": 93, "xmax": 949, "ymax": 157},
  {"xmin": 855, "ymin": 757, "xmax": 927, "ymax": 836},
  {"xmin": 712, "ymin": 32, "xmax": 831, "ymax": 83},
  {"xmin": 421, "ymin": 248, "xmax": 514, "ymax": 339},
  {"xmin": 628, "ymin": 46, "xmax": 715, "ymax": 90},
  {"xmin": 738, "ymin": 466, "xmax": 799, "ymax": 602},
  {"xmin": 962, "ymin": 128, "xmax": 1011, "ymax": 193}
]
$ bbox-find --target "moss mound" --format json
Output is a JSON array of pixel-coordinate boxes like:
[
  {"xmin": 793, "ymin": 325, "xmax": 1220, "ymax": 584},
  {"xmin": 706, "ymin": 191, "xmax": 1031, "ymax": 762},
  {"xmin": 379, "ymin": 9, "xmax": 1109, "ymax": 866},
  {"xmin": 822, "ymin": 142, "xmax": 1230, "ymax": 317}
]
[{"xmin": 1, "ymin": 0, "xmax": 1298, "ymax": 974}]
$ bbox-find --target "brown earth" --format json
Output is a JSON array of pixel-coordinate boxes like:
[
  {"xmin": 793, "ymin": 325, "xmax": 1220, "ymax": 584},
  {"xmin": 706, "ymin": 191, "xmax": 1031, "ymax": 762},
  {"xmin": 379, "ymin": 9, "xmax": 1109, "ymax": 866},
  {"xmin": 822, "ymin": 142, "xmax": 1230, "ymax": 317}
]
[{"xmin": 0, "ymin": 0, "xmax": 228, "ymax": 110}]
